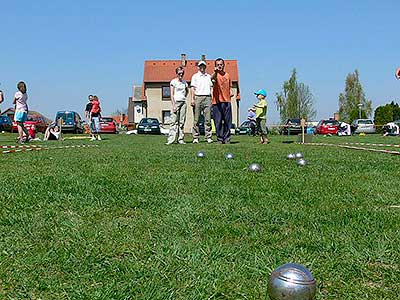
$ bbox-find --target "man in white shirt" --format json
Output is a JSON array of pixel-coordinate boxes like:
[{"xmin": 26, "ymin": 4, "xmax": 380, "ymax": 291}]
[{"xmin": 190, "ymin": 61, "xmax": 213, "ymax": 143}]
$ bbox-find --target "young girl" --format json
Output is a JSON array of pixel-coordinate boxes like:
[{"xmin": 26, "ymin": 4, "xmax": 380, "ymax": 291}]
[
  {"xmin": 13, "ymin": 81, "xmax": 30, "ymax": 144},
  {"xmin": 90, "ymin": 95, "xmax": 102, "ymax": 141}
]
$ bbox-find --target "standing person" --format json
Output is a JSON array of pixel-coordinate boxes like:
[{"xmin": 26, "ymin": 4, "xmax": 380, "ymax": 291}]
[
  {"xmin": 211, "ymin": 58, "xmax": 234, "ymax": 144},
  {"xmin": 0, "ymin": 90, "xmax": 4, "ymax": 114},
  {"xmin": 90, "ymin": 95, "xmax": 102, "ymax": 141},
  {"xmin": 191, "ymin": 60, "xmax": 213, "ymax": 143},
  {"xmin": 166, "ymin": 67, "xmax": 188, "ymax": 145},
  {"xmin": 85, "ymin": 95, "xmax": 94, "ymax": 137},
  {"xmin": 253, "ymin": 89, "xmax": 269, "ymax": 144},
  {"xmin": 247, "ymin": 108, "xmax": 257, "ymax": 136},
  {"xmin": 13, "ymin": 81, "xmax": 30, "ymax": 144}
]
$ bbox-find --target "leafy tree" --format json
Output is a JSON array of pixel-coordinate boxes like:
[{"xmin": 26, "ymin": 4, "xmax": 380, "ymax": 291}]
[
  {"xmin": 275, "ymin": 69, "xmax": 316, "ymax": 122},
  {"xmin": 338, "ymin": 70, "xmax": 372, "ymax": 123},
  {"xmin": 374, "ymin": 101, "xmax": 400, "ymax": 133}
]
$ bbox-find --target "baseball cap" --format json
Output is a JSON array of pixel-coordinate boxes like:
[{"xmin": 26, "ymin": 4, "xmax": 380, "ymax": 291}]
[
  {"xmin": 197, "ymin": 61, "xmax": 207, "ymax": 66},
  {"xmin": 254, "ymin": 89, "xmax": 267, "ymax": 97}
]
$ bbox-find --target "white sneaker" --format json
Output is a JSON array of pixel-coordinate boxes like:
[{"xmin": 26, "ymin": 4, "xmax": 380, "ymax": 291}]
[
  {"xmin": 165, "ymin": 141, "xmax": 174, "ymax": 145},
  {"xmin": 192, "ymin": 139, "xmax": 199, "ymax": 144},
  {"xmin": 97, "ymin": 136, "xmax": 102, "ymax": 141},
  {"xmin": 206, "ymin": 138, "xmax": 213, "ymax": 143},
  {"xmin": 90, "ymin": 137, "xmax": 96, "ymax": 141},
  {"xmin": 178, "ymin": 140, "xmax": 186, "ymax": 145}
]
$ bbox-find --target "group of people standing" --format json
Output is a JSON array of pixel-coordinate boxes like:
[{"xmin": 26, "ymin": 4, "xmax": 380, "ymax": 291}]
[
  {"xmin": 166, "ymin": 58, "xmax": 236, "ymax": 145},
  {"xmin": 84, "ymin": 95, "xmax": 102, "ymax": 141}
]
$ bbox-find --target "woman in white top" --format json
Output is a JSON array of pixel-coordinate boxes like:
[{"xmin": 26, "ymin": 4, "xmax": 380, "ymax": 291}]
[
  {"xmin": 13, "ymin": 81, "xmax": 30, "ymax": 144},
  {"xmin": 166, "ymin": 66, "xmax": 188, "ymax": 145}
]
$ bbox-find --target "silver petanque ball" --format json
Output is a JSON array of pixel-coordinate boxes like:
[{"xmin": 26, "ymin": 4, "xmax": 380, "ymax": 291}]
[
  {"xmin": 287, "ymin": 153, "xmax": 296, "ymax": 160},
  {"xmin": 297, "ymin": 158, "xmax": 307, "ymax": 167},
  {"xmin": 268, "ymin": 263, "xmax": 316, "ymax": 300},
  {"xmin": 248, "ymin": 163, "xmax": 261, "ymax": 172},
  {"xmin": 225, "ymin": 153, "xmax": 235, "ymax": 160},
  {"xmin": 196, "ymin": 151, "xmax": 206, "ymax": 158},
  {"xmin": 295, "ymin": 152, "xmax": 304, "ymax": 159}
]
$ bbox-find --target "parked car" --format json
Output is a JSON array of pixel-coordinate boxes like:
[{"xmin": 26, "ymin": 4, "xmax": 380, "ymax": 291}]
[
  {"xmin": 316, "ymin": 119, "xmax": 340, "ymax": 135},
  {"xmin": 55, "ymin": 111, "xmax": 84, "ymax": 133},
  {"xmin": 137, "ymin": 118, "xmax": 161, "ymax": 134},
  {"xmin": 0, "ymin": 115, "xmax": 13, "ymax": 132},
  {"xmin": 351, "ymin": 119, "xmax": 376, "ymax": 134},
  {"xmin": 11, "ymin": 114, "xmax": 48, "ymax": 133},
  {"xmin": 280, "ymin": 118, "xmax": 305, "ymax": 135},
  {"xmin": 235, "ymin": 120, "xmax": 253, "ymax": 135},
  {"xmin": 99, "ymin": 117, "xmax": 117, "ymax": 134}
]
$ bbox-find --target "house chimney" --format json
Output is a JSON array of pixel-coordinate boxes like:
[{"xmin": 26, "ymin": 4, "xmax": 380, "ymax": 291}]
[
  {"xmin": 181, "ymin": 53, "xmax": 187, "ymax": 67},
  {"xmin": 201, "ymin": 54, "xmax": 206, "ymax": 62}
]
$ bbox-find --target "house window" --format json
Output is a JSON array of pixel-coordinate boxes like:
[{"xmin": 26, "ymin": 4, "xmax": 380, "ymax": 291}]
[
  {"xmin": 162, "ymin": 110, "xmax": 172, "ymax": 124},
  {"xmin": 162, "ymin": 86, "xmax": 171, "ymax": 100}
]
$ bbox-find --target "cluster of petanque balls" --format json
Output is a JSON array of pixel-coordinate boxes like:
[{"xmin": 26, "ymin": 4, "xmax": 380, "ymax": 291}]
[
  {"xmin": 287, "ymin": 152, "xmax": 307, "ymax": 166},
  {"xmin": 197, "ymin": 150, "xmax": 316, "ymax": 299},
  {"xmin": 196, "ymin": 151, "xmax": 307, "ymax": 171}
]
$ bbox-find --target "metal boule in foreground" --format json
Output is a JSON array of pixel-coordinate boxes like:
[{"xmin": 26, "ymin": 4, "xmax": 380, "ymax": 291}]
[
  {"xmin": 295, "ymin": 152, "xmax": 303, "ymax": 159},
  {"xmin": 297, "ymin": 158, "xmax": 307, "ymax": 167},
  {"xmin": 268, "ymin": 263, "xmax": 316, "ymax": 300},
  {"xmin": 287, "ymin": 153, "xmax": 295, "ymax": 159},
  {"xmin": 248, "ymin": 163, "xmax": 261, "ymax": 172},
  {"xmin": 196, "ymin": 151, "xmax": 206, "ymax": 158},
  {"xmin": 225, "ymin": 153, "xmax": 235, "ymax": 160}
]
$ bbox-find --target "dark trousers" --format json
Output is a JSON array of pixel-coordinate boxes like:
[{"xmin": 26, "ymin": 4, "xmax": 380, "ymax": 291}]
[{"xmin": 212, "ymin": 102, "xmax": 232, "ymax": 143}]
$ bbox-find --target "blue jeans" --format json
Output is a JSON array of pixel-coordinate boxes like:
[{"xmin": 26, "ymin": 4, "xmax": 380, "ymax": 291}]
[{"xmin": 91, "ymin": 117, "xmax": 100, "ymax": 133}]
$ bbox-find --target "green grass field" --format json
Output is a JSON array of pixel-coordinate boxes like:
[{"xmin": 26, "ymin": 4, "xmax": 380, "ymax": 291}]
[{"xmin": 0, "ymin": 133, "xmax": 399, "ymax": 299}]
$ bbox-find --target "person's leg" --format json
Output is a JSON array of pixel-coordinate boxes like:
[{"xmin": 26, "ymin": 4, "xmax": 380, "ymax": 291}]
[
  {"xmin": 177, "ymin": 101, "xmax": 186, "ymax": 143},
  {"xmin": 166, "ymin": 107, "xmax": 178, "ymax": 144},
  {"xmin": 212, "ymin": 103, "xmax": 224, "ymax": 142},
  {"xmin": 192, "ymin": 96, "xmax": 202, "ymax": 142},
  {"xmin": 222, "ymin": 102, "xmax": 232, "ymax": 143},
  {"xmin": 203, "ymin": 96, "xmax": 212, "ymax": 141},
  {"xmin": 44, "ymin": 128, "xmax": 50, "ymax": 140},
  {"xmin": 260, "ymin": 119, "xmax": 268, "ymax": 143}
]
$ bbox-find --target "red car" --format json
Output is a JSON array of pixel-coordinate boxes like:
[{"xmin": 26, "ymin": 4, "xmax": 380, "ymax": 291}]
[
  {"xmin": 12, "ymin": 115, "xmax": 48, "ymax": 133},
  {"xmin": 99, "ymin": 117, "xmax": 117, "ymax": 134},
  {"xmin": 316, "ymin": 119, "xmax": 340, "ymax": 135}
]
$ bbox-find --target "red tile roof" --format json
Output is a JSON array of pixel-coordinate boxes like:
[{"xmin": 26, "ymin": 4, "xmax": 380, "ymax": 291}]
[{"xmin": 142, "ymin": 60, "xmax": 240, "ymax": 100}]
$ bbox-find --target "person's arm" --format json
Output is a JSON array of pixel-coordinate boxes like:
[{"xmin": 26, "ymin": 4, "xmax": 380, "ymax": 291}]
[
  {"xmin": 170, "ymin": 85, "xmax": 177, "ymax": 112},
  {"xmin": 190, "ymin": 87, "xmax": 196, "ymax": 107},
  {"xmin": 230, "ymin": 78, "xmax": 234, "ymax": 98}
]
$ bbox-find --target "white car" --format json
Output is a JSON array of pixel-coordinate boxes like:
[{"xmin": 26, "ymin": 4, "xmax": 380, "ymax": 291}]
[{"xmin": 351, "ymin": 119, "xmax": 376, "ymax": 134}]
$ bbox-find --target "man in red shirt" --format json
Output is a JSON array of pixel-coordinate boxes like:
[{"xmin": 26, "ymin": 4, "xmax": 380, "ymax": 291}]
[{"xmin": 211, "ymin": 58, "xmax": 234, "ymax": 144}]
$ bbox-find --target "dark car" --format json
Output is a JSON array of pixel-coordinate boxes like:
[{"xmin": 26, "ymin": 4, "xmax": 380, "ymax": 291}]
[
  {"xmin": 316, "ymin": 119, "xmax": 340, "ymax": 135},
  {"xmin": 55, "ymin": 111, "xmax": 84, "ymax": 133},
  {"xmin": 137, "ymin": 118, "xmax": 161, "ymax": 134},
  {"xmin": 0, "ymin": 115, "xmax": 13, "ymax": 132},
  {"xmin": 280, "ymin": 118, "xmax": 305, "ymax": 135},
  {"xmin": 99, "ymin": 117, "xmax": 117, "ymax": 134},
  {"xmin": 235, "ymin": 120, "xmax": 254, "ymax": 135}
]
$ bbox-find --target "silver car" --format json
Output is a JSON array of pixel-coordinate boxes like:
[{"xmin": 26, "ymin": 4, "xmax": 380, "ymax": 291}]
[{"xmin": 352, "ymin": 119, "xmax": 376, "ymax": 133}]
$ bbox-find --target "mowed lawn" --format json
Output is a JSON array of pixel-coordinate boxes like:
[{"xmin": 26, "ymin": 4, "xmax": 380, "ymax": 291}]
[{"xmin": 0, "ymin": 133, "xmax": 399, "ymax": 299}]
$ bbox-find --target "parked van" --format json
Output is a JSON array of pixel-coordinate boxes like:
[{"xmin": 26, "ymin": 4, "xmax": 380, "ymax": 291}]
[{"xmin": 55, "ymin": 111, "xmax": 84, "ymax": 133}]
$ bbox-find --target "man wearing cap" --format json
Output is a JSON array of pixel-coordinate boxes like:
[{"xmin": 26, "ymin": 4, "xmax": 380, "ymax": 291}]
[
  {"xmin": 190, "ymin": 60, "xmax": 213, "ymax": 143},
  {"xmin": 211, "ymin": 58, "xmax": 234, "ymax": 144},
  {"xmin": 254, "ymin": 89, "xmax": 269, "ymax": 144}
]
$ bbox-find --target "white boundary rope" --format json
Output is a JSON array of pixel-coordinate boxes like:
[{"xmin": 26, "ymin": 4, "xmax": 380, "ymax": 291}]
[
  {"xmin": 0, "ymin": 144, "xmax": 99, "ymax": 155},
  {"xmin": 343, "ymin": 142, "xmax": 400, "ymax": 148},
  {"xmin": 300, "ymin": 142, "xmax": 400, "ymax": 156}
]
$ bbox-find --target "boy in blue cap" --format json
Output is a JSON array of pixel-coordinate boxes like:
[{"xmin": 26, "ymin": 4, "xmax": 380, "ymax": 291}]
[{"xmin": 254, "ymin": 89, "xmax": 269, "ymax": 144}]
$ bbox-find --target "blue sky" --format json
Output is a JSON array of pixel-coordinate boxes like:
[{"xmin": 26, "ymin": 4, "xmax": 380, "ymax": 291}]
[{"xmin": 0, "ymin": 0, "xmax": 399, "ymax": 123}]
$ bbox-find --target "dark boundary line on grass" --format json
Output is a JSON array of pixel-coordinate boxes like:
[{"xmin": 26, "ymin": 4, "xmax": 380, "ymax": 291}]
[
  {"xmin": 299, "ymin": 142, "xmax": 400, "ymax": 156},
  {"xmin": 0, "ymin": 144, "xmax": 99, "ymax": 155}
]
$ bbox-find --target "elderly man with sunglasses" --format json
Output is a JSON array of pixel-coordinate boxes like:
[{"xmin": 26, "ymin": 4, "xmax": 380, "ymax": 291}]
[{"xmin": 166, "ymin": 66, "xmax": 189, "ymax": 145}]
